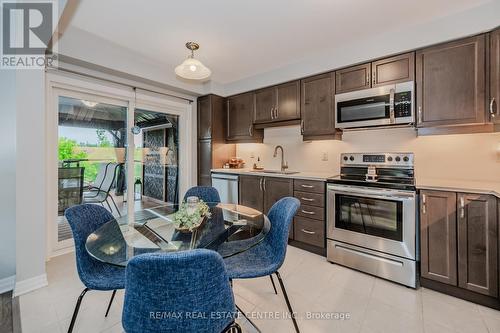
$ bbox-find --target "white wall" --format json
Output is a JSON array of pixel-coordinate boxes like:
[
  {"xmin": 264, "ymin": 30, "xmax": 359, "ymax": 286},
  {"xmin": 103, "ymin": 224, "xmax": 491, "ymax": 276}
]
[
  {"xmin": 0, "ymin": 70, "xmax": 17, "ymax": 287},
  {"xmin": 15, "ymin": 70, "xmax": 48, "ymax": 294},
  {"xmin": 236, "ymin": 126, "xmax": 500, "ymax": 182}
]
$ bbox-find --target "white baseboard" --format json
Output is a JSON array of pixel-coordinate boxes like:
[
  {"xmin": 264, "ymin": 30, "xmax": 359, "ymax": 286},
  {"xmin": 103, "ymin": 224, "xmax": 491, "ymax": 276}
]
[
  {"xmin": 0, "ymin": 275, "xmax": 16, "ymax": 294},
  {"xmin": 13, "ymin": 274, "xmax": 48, "ymax": 297}
]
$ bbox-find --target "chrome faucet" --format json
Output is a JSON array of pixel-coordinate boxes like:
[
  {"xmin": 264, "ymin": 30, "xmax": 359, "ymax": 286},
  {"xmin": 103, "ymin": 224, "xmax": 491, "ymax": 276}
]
[{"xmin": 273, "ymin": 145, "xmax": 288, "ymax": 172}]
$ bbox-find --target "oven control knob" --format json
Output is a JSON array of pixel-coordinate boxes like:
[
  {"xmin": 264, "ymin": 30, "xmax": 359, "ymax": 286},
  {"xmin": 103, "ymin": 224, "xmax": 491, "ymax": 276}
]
[
  {"xmin": 403, "ymin": 156, "xmax": 409, "ymax": 162},
  {"xmin": 395, "ymin": 156, "xmax": 401, "ymax": 162},
  {"xmin": 343, "ymin": 156, "xmax": 348, "ymax": 161},
  {"xmin": 387, "ymin": 156, "xmax": 393, "ymax": 162},
  {"xmin": 349, "ymin": 156, "xmax": 355, "ymax": 161}
]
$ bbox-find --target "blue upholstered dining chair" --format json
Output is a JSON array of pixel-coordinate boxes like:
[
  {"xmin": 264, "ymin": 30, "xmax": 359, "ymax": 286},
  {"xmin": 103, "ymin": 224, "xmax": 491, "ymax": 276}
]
[
  {"xmin": 122, "ymin": 249, "xmax": 241, "ymax": 333},
  {"xmin": 223, "ymin": 197, "xmax": 301, "ymax": 333},
  {"xmin": 183, "ymin": 186, "xmax": 221, "ymax": 204},
  {"xmin": 64, "ymin": 204, "xmax": 125, "ymax": 333}
]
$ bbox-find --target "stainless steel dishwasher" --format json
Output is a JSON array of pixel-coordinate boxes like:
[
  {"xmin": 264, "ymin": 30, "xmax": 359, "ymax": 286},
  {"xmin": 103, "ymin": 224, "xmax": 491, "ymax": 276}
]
[{"xmin": 211, "ymin": 173, "xmax": 239, "ymax": 204}]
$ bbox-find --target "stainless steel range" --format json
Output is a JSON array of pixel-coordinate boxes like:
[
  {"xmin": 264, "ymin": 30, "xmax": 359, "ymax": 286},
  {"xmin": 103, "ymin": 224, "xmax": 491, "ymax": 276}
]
[{"xmin": 327, "ymin": 153, "xmax": 418, "ymax": 288}]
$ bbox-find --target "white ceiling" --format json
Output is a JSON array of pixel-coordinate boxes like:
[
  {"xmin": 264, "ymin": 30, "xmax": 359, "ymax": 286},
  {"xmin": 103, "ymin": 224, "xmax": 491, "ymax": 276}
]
[{"xmin": 63, "ymin": 0, "xmax": 497, "ymax": 94}]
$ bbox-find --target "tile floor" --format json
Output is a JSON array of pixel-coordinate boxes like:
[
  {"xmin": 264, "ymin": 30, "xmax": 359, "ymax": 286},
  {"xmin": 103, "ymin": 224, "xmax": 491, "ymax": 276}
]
[{"xmin": 19, "ymin": 245, "xmax": 500, "ymax": 333}]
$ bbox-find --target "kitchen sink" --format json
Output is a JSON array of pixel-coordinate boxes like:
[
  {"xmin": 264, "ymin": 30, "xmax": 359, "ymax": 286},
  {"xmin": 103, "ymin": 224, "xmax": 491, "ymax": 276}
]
[{"xmin": 250, "ymin": 169, "xmax": 299, "ymax": 175}]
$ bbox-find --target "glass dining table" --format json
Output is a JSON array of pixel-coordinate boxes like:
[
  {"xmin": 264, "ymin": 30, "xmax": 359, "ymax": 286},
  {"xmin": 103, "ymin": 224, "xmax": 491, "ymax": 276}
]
[{"xmin": 85, "ymin": 203, "xmax": 271, "ymax": 267}]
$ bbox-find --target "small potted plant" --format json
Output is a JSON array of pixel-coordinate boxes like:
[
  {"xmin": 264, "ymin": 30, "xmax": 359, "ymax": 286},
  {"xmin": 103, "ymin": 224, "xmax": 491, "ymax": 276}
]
[{"xmin": 172, "ymin": 197, "xmax": 212, "ymax": 233}]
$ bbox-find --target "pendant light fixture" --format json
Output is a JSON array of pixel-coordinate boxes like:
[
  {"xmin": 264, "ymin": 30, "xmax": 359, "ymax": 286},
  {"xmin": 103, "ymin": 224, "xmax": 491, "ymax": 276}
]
[{"xmin": 175, "ymin": 42, "xmax": 211, "ymax": 80}]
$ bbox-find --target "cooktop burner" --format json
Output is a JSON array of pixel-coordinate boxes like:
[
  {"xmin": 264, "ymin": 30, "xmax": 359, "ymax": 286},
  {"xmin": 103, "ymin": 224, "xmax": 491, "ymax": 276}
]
[{"xmin": 327, "ymin": 153, "xmax": 416, "ymax": 191}]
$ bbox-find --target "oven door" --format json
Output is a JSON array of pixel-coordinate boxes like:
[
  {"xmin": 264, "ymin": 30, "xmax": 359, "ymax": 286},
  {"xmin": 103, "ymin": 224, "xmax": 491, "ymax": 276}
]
[{"xmin": 327, "ymin": 184, "xmax": 416, "ymax": 260}]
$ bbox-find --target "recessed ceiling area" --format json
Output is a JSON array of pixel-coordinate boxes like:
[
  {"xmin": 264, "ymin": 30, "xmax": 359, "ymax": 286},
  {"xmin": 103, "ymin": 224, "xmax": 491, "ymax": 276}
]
[{"xmin": 59, "ymin": 0, "xmax": 498, "ymax": 95}]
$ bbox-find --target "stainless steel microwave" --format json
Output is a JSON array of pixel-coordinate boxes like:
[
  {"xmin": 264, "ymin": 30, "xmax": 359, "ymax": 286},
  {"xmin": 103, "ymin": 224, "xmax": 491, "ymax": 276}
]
[{"xmin": 335, "ymin": 81, "xmax": 414, "ymax": 129}]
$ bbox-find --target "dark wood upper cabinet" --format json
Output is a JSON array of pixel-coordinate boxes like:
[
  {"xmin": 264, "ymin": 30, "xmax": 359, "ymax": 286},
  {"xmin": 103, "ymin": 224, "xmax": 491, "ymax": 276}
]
[
  {"xmin": 420, "ymin": 190, "xmax": 457, "ymax": 286},
  {"xmin": 253, "ymin": 81, "xmax": 300, "ymax": 125},
  {"xmin": 263, "ymin": 177, "xmax": 293, "ymax": 213},
  {"xmin": 275, "ymin": 81, "xmax": 300, "ymax": 121},
  {"xmin": 335, "ymin": 63, "xmax": 371, "ymax": 94},
  {"xmin": 226, "ymin": 92, "xmax": 263, "ymax": 142},
  {"xmin": 457, "ymin": 193, "xmax": 498, "ymax": 297},
  {"xmin": 254, "ymin": 87, "xmax": 275, "ymax": 124},
  {"xmin": 197, "ymin": 94, "xmax": 235, "ymax": 186},
  {"xmin": 416, "ymin": 35, "xmax": 486, "ymax": 128},
  {"xmin": 372, "ymin": 52, "xmax": 415, "ymax": 87},
  {"xmin": 490, "ymin": 28, "xmax": 500, "ymax": 124},
  {"xmin": 239, "ymin": 175, "xmax": 264, "ymax": 212},
  {"xmin": 300, "ymin": 73, "xmax": 339, "ymax": 139}
]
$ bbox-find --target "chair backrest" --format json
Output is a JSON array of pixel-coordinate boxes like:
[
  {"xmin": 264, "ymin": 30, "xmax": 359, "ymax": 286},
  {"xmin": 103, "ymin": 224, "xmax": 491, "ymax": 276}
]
[
  {"xmin": 264, "ymin": 197, "xmax": 300, "ymax": 268},
  {"xmin": 99, "ymin": 163, "xmax": 118, "ymax": 193},
  {"xmin": 183, "ymin": 186, "xmax": 221, "ymax": 204},
  {"xmin": 122, "ymin": 249, "xmax": 236, "ymax": 333},
  {"xmin": 92, "ymin": 162, "xmax": 110, "ymax": 188},
  {"xmin": 64, "ymin": 204, "xmax": 115, "ymax": 286}
]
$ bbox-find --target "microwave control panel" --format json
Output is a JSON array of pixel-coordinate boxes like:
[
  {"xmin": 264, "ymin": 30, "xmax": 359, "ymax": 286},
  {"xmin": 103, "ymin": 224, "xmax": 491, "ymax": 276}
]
[{"xmin": 394, "ymin": 91, "xmax": 412, "ymax": 118}]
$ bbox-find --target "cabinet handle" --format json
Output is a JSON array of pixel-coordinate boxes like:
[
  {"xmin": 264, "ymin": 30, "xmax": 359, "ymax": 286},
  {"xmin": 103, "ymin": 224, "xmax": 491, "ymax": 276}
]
[
  {"xmin": 372, "ymin": 72, "xmax": 376, "ymax": 86},
  {"xmin": 248, "ymin": 124, "xmax": 253, "ymax": 137},
  {"xmin": 300, "ymin": 120, "xmax": 304, "ymax": 134},
  {"xmin": 259, "ymin": 178, "xmax": 263, "ymax": 192},
  {"xmin": 301, "ymin": 197, "xmax": 314, "ymax": 202},
  {"xmin": 274, "ymin": 106, "xmax": 279, "ymax": 119},
  {"xmin": 418, "ymin": 106, "xmax": 422, "ymax": 124},
  {"xmin": 263, "ymin": 178, "xmax": 267, "ymax": 192},
  {"xmin": 301, "ymin": 184, "xmax": 314, "ymax": 188},
  {"xmin": 460, "ymin": 196, "xmax": 465, "ymax": 219},
  {"xmin": 301, "ymin": 209, "xmax": 315, "ymax": 215},
  {"xmin": 490, "ymin": 98, "xmax": 497, "ymax": 118},
  {"xmin": 270, "ymin": 107, "xmax": 275, "ymax": 120},
  {"xmin": 301, "ymin": 228, "xmax": 316, "ymax": 235},
  {"xmin": 366, "ymin": 73, "xmax": 370, "ymax": 85},
  {"xmin": 422, "ymin": 194, "xmax": 426, "ymax": 214}
]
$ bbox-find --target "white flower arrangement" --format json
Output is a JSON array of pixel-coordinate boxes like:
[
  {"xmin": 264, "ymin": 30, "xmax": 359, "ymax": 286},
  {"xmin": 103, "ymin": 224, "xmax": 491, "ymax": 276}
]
[{"xmin": 172, "ymin": 200, "xmax": 212, "ymax": 231}]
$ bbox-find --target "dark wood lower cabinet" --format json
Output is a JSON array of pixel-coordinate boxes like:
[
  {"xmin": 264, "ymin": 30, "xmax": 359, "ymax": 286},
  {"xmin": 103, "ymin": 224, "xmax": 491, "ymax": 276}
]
[
  {"xmin": 457, "ymin": 193, "xmax": 498, "ymax": 297},
  {"xmin": 263, "ymin": 177, "xmax": 293, "ymax": 213},
  {"xmin": 420, "ymin": 190, "xmax": 458, "ymax": 285},
  {"xmin": 420, "ymin": 189, "xmax": 500, "ymax": 308},
  {"xmin": 239, "ymin": 175, "xmax": 264, "ymax": 212}
]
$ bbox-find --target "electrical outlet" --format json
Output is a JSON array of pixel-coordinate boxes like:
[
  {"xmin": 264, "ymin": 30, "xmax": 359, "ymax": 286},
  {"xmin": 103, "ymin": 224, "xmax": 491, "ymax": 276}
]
[{"xmin": 322, "ymin": 152, "xmax": 328, "ymax": 161}]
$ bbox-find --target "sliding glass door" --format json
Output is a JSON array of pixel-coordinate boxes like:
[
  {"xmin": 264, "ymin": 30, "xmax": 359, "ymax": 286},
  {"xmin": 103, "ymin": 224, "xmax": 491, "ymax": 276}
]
[{"xmin": 48, "ymin": 80, "xmax": 189, "ymax": 254}]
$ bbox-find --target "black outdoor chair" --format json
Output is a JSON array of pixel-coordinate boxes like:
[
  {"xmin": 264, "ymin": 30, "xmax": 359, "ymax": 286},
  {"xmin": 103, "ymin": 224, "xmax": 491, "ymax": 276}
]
[{"xmin": 82, "ymin": 163, "xmax": 122, "ymax": 216}]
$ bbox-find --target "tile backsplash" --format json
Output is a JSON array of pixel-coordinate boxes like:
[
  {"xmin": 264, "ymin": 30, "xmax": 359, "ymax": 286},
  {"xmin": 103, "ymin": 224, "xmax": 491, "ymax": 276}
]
[{"xmin": 236, "ymin": 126, "xmax": 500, "ymax": 182}]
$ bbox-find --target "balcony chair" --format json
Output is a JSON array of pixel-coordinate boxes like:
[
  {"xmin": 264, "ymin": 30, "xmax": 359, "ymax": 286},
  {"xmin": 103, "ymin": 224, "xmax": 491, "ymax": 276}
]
[
  {"xmin": 83, "ymin": 162, "xmax": 110, "ymax": 198},
  {"xmin": 83, "ymin": 163, "xmax": 121, "ymax": 216}
]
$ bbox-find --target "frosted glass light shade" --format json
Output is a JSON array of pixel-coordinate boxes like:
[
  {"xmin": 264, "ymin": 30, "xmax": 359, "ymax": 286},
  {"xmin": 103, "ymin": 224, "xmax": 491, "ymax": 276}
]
[{"xmin": 175, "ymin": 57, "xmax": 211, "ymax": 80}]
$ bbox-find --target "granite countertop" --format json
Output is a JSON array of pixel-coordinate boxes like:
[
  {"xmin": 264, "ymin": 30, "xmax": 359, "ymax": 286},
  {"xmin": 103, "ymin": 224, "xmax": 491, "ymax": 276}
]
[
  {"xmin": 211, "ymin": 168, "xmax": 336, "ymax": 181},
  {"xmin": 417, "ymin": 178, "xmax": 500, "ymax": 198}
]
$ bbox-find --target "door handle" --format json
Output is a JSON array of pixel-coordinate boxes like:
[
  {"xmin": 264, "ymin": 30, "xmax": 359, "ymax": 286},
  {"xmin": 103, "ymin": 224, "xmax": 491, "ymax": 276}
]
[
  {"xmin": 460, "ymin": 196, "xmax": 465, "ymax": 219},
  {"xmin": 301, "ymin": 209, "xmax": 315, "ymax": 215},
  {"xmin": 490, "ymin": 98, "xmax": 497, "ymax": 118},
  {"xmin": 301, "ymin": 229, "xmax": 316, "ymax": 235}
]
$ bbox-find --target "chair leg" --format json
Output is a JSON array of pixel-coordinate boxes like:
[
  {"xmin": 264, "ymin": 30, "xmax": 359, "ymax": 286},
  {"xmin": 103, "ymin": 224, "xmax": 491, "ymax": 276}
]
[
  {"xmin": 68, "ymin": 288, "xmax": 89, "ymax": 333},
  {"xmin": 105, "ymin": 198, "xmax": 114, "ymax": 214},
  {"xmin": 108, "ymin": 195, "xmax": 122, "ymax": 217},
  {"xmin": 275, "ymin": 271, "xmax": 300, "ymax": 333},
  {"xmin": 235, "ymin": 304, "xmax": 261, "ymax": 333},
  {"xmin": 104, "ymin": 290, "xmax": 116, "ymax": 317},
  {"xmin": 269, "ymin": 274, "xmax": 278, "ymax": 295}
]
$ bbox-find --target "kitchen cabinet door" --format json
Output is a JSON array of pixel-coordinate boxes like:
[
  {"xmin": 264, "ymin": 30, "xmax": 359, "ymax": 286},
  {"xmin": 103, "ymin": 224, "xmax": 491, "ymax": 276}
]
[
  {"xmin": 197, "ymin": 95, "xmax": 212, "ymax": 140},
  {"xmin": 416, "ymin": 35, "xmax": 486, "ymax": 127},
  {"xmin": 275, "ymin": 81, "xmax": 300, "ymax": 122},
  {"xmin": 490, "ymin": 28, "xmax": 500, "ymax": 123},
  {"xmin": 254, "ymin": 87, "xmax": 275, "ymax": 124},
  {"xmin": 420, "ymin": 190, "xmax": 458, "ymax": 285},
  {"xmin": 457, "ymin": 193, "xmax": 498, "ymax": 297},
  {"xmin": 372, "ymin": 52, "xmax": 415, "ymax": 87},
  {"xmin": 239, "ymin": 175, "xmax": 264, "ymax": 212},
  {"xmin": 335, "ymin": 63, "xmax": 371, "ymax": 94},
  {"xmin": 226, "ymin": 93, "xmax": 263, "ymax": 142},
  {"xmin": 197, "ymin": 139, "xmax": 212, "ymax": 186},
  {"xmin": 263, "ymin": 177, "xmax": 293, "ymax": 213},
  {"xmin": 300, "ymin": 73, "xmax": 337, "ymax": 138}
]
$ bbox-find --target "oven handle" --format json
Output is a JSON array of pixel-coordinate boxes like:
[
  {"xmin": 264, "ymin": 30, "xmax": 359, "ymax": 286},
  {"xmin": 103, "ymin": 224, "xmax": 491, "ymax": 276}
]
[{"xmin": 327, "ymin": 186, "xmax": 415, "ymax": 201}]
